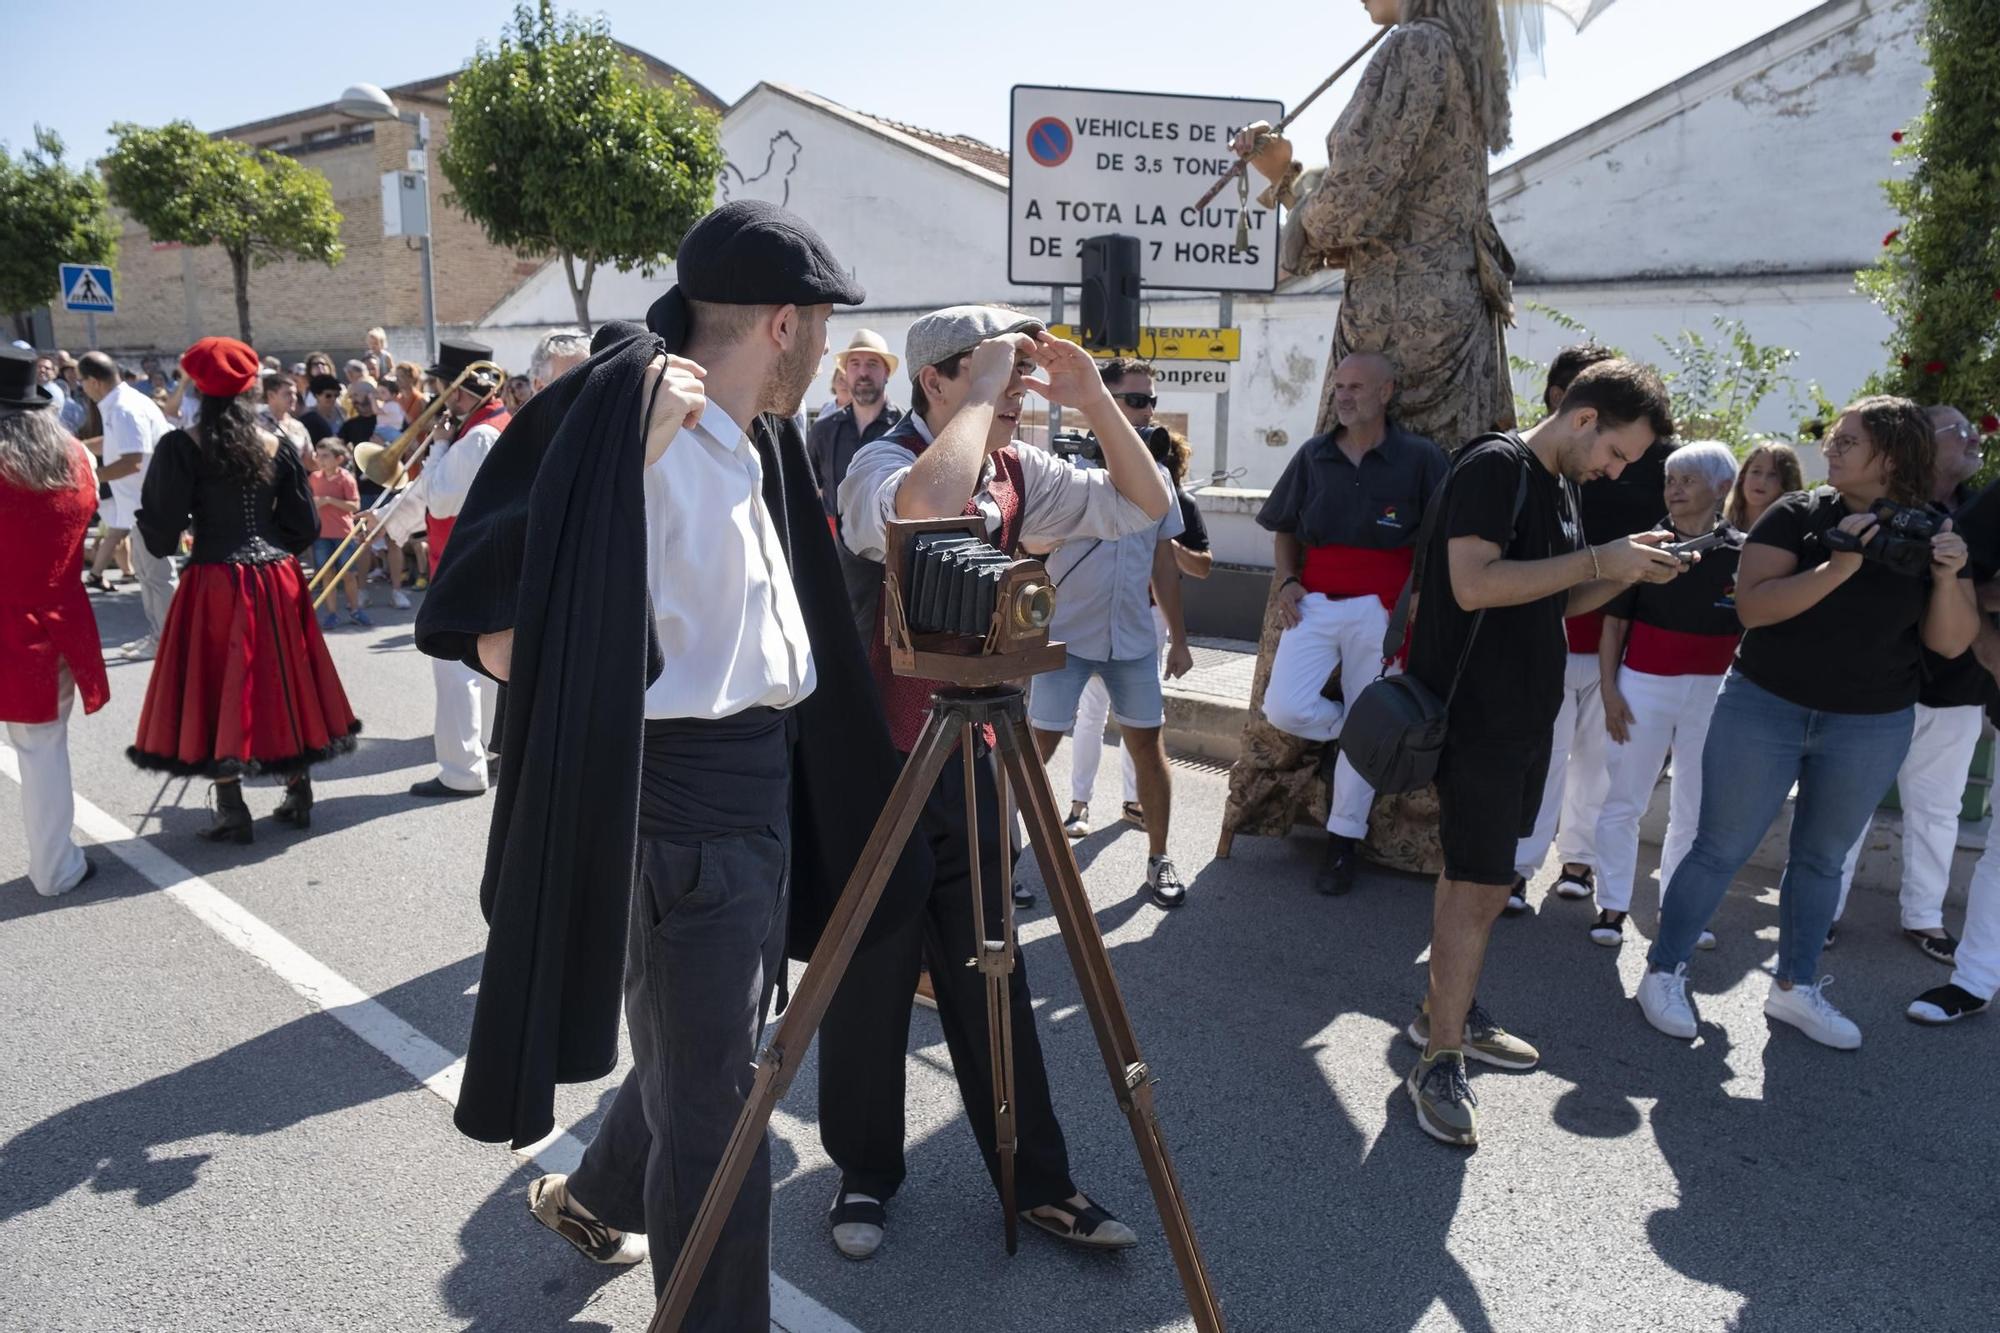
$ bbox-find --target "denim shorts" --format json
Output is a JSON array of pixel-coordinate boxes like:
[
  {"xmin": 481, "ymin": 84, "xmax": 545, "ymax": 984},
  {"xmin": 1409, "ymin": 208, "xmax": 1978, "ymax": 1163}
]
[
  {"xmin": 1029, "ymin": 651, "xmax": 1165, "ymax": 731},
  {"xmin": 310, "ymin": 535, "xmax": 347, "ymax": 569}
]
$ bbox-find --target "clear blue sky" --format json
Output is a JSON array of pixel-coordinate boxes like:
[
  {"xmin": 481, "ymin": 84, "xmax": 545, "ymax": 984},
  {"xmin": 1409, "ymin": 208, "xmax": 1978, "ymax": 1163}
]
[{"xmin": 10, "ymin": 0, "xmax": 1824, "ymax": 172}]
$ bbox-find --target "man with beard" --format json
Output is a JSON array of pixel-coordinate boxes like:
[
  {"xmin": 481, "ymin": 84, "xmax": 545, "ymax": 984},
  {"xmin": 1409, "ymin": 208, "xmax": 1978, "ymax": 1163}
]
[
  {"xmin": 416, "ymin": 201, "xmax": 917, "ymax": 1330},
  {"xmin": 809, "ymin": 328, "xmax": 906, "ymax": 645}
]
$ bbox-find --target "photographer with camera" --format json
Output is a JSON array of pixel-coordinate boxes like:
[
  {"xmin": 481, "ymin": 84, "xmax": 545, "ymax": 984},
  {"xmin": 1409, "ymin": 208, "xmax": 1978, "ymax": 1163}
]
[
  {"xmin": 1402, "ymin": 358, "xmax": 1682, "ymax": 1148},
  {"xmin": 1827, "ymin": 406, "xmax": 1995, "ymax": 963},
  {"xmin": 1588, "ymin": 442, "xmax": 1744, "ymax": 950},
  {"xmin": 1638, "ymin": 397, "xmax": 1978, "ymax": 1050},
  {"xmin": 1258, "ymin": 352, "xmax": 1449, "ymax": 896},
  {"xmin": 825, "ymin": 307, "xmax": 1170, "ymax": 1259}
]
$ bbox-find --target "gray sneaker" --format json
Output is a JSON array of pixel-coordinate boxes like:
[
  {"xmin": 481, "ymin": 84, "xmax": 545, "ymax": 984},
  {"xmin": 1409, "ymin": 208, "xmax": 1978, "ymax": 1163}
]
[
  {"xmin": 527, "ymin": 1174, "xmax": 647, "ymax": 1265},
  {"xmin": 1406, "ymin": 1001, "xmax": 1540, "ymax": 1070},
  {"xmin": 1406, "ymin": 1049, "xmax": 1478, "ymax": 1147},
  {"xmin": 1146, "ymin": 854, "xmax": 1186, "ymax": 909}
]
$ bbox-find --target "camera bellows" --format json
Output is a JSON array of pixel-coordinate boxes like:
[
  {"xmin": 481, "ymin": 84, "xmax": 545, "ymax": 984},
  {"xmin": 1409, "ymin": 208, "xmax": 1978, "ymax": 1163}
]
[{"xmin": 909, "ymin": 532, "xmax": 1028, "ymax": 635}]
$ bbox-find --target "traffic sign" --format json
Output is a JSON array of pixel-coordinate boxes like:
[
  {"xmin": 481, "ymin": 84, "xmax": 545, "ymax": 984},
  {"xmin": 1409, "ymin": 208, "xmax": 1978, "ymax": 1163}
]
[
  {"xmin": 1047, "ymin": 324, "xmax": 1241, "ymax": 362},
  {"xmin": 59, "ymin": 263, "xmax": 115, "ymax": 314},
  {"xmin": 1009, "ymin": 86, "xmax": 1283, "ymax": 293}
]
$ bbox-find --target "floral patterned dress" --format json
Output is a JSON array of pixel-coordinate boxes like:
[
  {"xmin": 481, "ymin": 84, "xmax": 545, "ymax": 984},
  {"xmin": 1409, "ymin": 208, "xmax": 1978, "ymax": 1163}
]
[{"xmin": 1221, "ymin": 18, "xmax": 1515, "ymax": 873}]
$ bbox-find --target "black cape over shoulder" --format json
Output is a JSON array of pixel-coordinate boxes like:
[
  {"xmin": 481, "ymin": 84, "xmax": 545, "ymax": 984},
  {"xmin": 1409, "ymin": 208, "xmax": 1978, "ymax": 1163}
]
[{"xmin": 414, "ymin": 317, "xmax": 930, "ymax": 1148}]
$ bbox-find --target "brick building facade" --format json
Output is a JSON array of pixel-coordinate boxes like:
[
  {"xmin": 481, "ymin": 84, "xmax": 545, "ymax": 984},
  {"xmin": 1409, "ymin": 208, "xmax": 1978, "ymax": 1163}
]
[{"xmin": 49, "ymin": 48, "xmax": 720, "ymax": 371}]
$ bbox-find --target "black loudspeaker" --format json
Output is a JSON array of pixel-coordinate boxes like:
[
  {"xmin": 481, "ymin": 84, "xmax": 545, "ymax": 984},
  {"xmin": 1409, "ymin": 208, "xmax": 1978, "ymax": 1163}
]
[{"xmin": 1079, "ymin": 234, "xmax": 1141, "ymax": 352}]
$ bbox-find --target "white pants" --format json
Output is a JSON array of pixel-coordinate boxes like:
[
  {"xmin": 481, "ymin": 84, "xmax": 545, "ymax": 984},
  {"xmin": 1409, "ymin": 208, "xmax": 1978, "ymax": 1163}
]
[
  {"xmin": 1516, "ymin": 653, "xmax": 1607, "ymax": 877},
  {"xmin": 1263, "ymin": 593, "xmax": 1388, "ymax": 840},
  {"xmin": 131, "ymin": 535, "xmax": 177, "ymax": 639},
  {"xmin": 433, "ymin": 656, "xmax": 497, "ymax": 793},
  {"xmin": 1834, "ymin": 702, "xmax": 1985, "ymax": 927},
  {"xmin": 1951, "ymin": 833, "xmax": 2000, "ymax": 1000},
  {"xmin": 1071, "ymin": 607, "xmax": 1168, "ymax": 807},
  {"xmin": 6, "ymin": 666, "xmax": 89, "ymax": 896},
  {"xmin": 1592, "ymin": 667, "xmax": 1724, "ymax": 914}
]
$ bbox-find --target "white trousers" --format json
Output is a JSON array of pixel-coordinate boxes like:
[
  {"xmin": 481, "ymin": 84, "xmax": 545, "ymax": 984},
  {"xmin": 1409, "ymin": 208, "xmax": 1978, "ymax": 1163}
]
[
  {"xmin": 131, "ymin": 535, "xmax": 177, "ymax": 639},
  {"xmin": 433, "ymin": 656, "xmax": 497, "ymax": 793},
  {"xmin": 1072, "ymin": 607, "xmax": 1168, "ymax": 807},
  {"xmin": 1592, "ymin": 667, "xmax": 1724, "ymax": 914},
  {"xmin": 1516, "ymin": 653, "xmax": 1607, "ymax": 877},
  {"xmin": 1263, "ymin": 593, "xmax": 1388, "ymax": 840},
  {"xmin": 6, "ymin": 666, "xmax": 89, "ymax": 896},
  {"xmin": 1834, "ymin": 702, "xmax": 1984, "ymax": 927},
  {"xmin": 1951, "ymin": 832, "xmax": 2000, "ymax": 1001}
]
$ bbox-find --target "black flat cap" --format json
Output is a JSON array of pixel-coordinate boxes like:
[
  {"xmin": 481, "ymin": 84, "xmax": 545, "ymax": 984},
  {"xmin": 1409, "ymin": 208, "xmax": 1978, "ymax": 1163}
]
[{"xmin": 676, "ymin": 200, "xmax": 864, "ymax": 307}]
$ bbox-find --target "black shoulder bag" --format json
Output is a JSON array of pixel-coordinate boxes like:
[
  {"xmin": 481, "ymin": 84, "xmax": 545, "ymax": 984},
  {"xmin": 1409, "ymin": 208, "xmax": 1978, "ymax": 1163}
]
[{"xmin": 1338, "ymin": 436, "xmax": 1531, "ymax": 794}]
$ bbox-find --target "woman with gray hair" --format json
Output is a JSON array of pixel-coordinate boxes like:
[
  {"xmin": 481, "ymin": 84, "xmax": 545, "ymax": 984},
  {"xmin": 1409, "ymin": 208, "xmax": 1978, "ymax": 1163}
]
[
  {"xmin": 0, "ymin": 346, "xmax": 110, "ymax": 896},
  {"xmin": 1589, "ymin": 441, "xmax": 1744, "ymax": 947},
  {"xmin": 528, "ymin": 326, "xmax": 591, "ymax": 394}
]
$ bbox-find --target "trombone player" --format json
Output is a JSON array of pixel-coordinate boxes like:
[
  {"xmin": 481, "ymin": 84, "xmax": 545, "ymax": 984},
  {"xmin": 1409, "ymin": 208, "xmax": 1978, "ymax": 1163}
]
[{"xmin": 374, "ymin": 338, "xmax": 512, "ymax": 798}]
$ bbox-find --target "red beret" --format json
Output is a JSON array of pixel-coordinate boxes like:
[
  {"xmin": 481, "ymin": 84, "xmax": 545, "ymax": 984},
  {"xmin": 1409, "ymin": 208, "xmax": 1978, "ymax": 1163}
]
[{"xmin": 181, "ymin": 336, "xmax": 261, "ymax": 399}]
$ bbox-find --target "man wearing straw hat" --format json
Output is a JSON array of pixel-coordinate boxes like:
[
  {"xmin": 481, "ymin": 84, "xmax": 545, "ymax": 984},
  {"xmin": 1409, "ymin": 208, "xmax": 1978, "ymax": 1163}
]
[{"xmin": 810, "ymin": 329, "xmax": 906, "ymax": 643}]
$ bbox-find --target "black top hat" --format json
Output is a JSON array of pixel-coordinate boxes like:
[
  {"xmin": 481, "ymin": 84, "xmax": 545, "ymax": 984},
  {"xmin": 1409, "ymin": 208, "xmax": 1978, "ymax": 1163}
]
[
  {"xmin": 427, "ymin": 337, "xmax": 497, "ymax": 384},
  {"xmin": 0, "ymin": 346, "xmax": 55, "ymax": 412}
]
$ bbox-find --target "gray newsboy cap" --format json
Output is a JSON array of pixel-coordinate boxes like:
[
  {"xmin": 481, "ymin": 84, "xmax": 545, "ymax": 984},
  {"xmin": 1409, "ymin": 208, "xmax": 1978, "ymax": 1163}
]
[{"xmin": 905, "ymin": 306, "xmax": 1044, "ymax": 375}]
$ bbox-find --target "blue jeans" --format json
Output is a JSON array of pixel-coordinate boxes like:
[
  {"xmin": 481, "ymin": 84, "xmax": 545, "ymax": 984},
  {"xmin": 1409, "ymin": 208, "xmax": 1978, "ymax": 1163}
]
[
  {"xmin": 1648, "ymin": 671, "xmax": 1913, "ymax": 985},
  {"xmin": 1027, "ymin": 649, "xmax": 1165, "ymax": 730}
]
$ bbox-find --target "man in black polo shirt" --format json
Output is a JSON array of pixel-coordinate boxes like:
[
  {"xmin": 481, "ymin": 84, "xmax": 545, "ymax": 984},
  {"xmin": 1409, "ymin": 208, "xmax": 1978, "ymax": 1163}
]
[
  {"xmin": 1403, "ymin": 359, "xmax": 1681, "ymax": 1147},
  {"xmin": 1259, "ymin": 352, "xmax": 1449, "ymax": 895},
  {"xmin": 809, "ymin": 329, "xmax": 906, "ymax": 645}
]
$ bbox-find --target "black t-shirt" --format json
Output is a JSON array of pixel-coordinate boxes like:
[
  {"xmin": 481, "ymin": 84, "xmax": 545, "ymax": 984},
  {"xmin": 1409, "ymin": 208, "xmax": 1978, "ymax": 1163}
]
[
  {"xmin": 1174, "ymin": 488, "xmax": 1210, "ymax": 553},
  {"xmin": 1606, "ymin": 521, "xmax": 1744, "ymax": 636},
  {"xmin": 1579, "ymin": 440, "xmax": 1675, "ymax": 544},
  {"xmin": 337, "ymin": 414, "xmax": 378, "ymax": 447},
  {"xmin": 1918, "ymin": 484, "xmax": 1999, "ymax": 709},
  {"xmin": 1408, "ymin": 434, "xmax": 1581, "ymax": 740},
  {"xmin": 1734, "ymin": 487, "xmax": 1969, "ymax": 714},
  {"xmin": 1257, "ymin": 421, "xmax": 1451, "ymax": 551}
]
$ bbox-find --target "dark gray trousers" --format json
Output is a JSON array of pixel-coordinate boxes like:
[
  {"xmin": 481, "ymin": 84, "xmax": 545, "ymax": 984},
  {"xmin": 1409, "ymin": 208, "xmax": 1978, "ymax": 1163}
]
[{"xmin": 568, "ymin": 824, "xmax": 790, "ymax": 1331}]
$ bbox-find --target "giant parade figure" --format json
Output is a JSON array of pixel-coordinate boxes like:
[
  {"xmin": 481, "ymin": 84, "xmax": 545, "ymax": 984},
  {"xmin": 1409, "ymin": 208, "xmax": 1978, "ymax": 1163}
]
[{"xmin": 1218, "ymin": 0, "xmax": 1522, "ymax": 874}]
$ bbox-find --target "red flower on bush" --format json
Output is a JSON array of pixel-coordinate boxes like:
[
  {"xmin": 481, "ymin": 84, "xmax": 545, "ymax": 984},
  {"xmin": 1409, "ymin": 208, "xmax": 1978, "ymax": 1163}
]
[
  {"xmin": 1983, "ymin": 414, "xmax": 2000, "ymax": 435},
  {"xmin": 1884, "ymin": 229, "xmax": 1900, "ymax": 246},
  {"xmin": 1901, "ymin": 354, "xmax": 1913, "ymax": 367},
  {"xmin": 1892, "ymin": 130, "xmax": 1905, "ymax": 143},
  {"xmin": 1924, "ymin": 359, "xmax": 1947, "ymax": 375}
]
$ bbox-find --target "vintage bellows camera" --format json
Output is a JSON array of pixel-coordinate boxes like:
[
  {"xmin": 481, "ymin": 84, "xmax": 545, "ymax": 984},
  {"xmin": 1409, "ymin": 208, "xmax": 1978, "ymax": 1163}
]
[
  {"xmin": 1823, "ymin": 499, "xmax": 1942, "ymax": 578},
  {"xmin": 883, "ymin": 517, "xmax": 1066, "ymax": 684}
]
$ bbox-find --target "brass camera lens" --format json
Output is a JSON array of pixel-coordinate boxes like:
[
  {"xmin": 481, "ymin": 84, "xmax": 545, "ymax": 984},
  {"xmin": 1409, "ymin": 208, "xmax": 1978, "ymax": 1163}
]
[{"xmin": 1012, "ymin": 581, "xmax": 1055, "ymax": 632}]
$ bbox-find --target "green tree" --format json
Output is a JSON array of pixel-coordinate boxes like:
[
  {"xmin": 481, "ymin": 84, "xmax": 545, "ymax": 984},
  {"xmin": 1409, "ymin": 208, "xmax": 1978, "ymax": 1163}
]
[
  {"xmin": 102, "ymin": 121, "xmax": 344, "ymax": 345},
  {"xmin": 1859, "ymin": 0, "xmax": 2000, "ymax": 443},
  {"xmin": 439, "ymin": 2, "xmax": 724, "ymax": 331},
  {"xmin": 0, "ymin": 129, "xmax": 119, "ymax": 342}
]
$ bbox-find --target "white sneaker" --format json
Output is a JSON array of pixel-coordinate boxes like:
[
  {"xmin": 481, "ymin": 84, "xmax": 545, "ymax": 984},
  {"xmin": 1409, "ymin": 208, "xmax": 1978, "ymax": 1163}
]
[
  {"xmin": 1638, "ymin": 964, "xmax": 1698, "ymax": 1040},
  {"xmin": 1696, "ymin": 929, "xmax": 1717, "ymax": 951},
  {"xmin": 391, "ymin": 588, "xmax": 412, "ymax": 610},
  {"xmin": 120, "ymin": 634, "xmax": 158, "ymax": 661},
  {"xmin": 1764, "ymin": 976, "xmax": 1861, "ymax": 1050}
]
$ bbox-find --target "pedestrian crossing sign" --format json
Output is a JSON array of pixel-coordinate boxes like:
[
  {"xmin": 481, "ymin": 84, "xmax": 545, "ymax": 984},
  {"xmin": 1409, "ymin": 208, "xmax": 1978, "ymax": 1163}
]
[{"xmin": 59, "ymin": 263, "xmax": 116, "ymax": 314}]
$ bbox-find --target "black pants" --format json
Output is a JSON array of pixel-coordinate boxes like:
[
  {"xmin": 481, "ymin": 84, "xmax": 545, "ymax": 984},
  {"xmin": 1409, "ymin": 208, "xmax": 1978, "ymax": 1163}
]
[
  {"xmin": 818, "ymin": 748, "xmax": 1077, "ymax": 1210},
  {"xmin": 567, "ymin": 714, "xmax": 791, "ymax": 1330}
]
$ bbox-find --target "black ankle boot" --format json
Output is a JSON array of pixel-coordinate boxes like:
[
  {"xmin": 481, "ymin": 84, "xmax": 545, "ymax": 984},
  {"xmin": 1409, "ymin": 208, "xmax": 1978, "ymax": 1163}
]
[
  {"xmin": 272, "ymin": 776, "xmax": 313, "ymax": 829},
  {"xmin": 200, "ymin": 781, "xmax": 254, "ymax": 844}
]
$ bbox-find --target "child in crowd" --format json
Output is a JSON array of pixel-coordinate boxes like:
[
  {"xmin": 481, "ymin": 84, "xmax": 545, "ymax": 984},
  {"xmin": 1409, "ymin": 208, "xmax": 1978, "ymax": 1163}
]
[{"xmin": 308, "ymin": 440, "xmax": 369, "ymax": 628}]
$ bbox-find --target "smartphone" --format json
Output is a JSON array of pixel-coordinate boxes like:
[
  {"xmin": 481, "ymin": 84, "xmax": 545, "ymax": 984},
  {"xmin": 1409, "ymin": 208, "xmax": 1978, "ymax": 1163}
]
[{"xmin": 1662, "ymin": 528, "xmax": 1728, "ymax": 562}]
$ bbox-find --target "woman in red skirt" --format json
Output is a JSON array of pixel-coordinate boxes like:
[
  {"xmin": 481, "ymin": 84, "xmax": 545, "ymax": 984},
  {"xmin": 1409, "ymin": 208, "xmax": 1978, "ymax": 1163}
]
[{"xmin": 127, "ymin": 337, "xmax": 360, "ymax": 842}]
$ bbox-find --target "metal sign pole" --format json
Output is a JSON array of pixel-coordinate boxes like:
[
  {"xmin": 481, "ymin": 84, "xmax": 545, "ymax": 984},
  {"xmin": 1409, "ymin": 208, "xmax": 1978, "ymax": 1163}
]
[
  {"xmin": 85, "ymin": 312, "xmax": 98, "ymax": 351},
  {"xmin": 1213, "ymin": 292, "xmax": 1233, "ymax": 483},
  {"xmin": 1048, "ymin": 284, "xmax": 1065, "ymax": 443}
]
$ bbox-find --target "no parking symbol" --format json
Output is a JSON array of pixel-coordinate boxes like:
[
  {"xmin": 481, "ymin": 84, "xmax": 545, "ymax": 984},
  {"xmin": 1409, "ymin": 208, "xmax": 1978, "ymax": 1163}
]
[{"xmin": 1025, "ymin": 117, "xmax": 1073, "ymax": 167}]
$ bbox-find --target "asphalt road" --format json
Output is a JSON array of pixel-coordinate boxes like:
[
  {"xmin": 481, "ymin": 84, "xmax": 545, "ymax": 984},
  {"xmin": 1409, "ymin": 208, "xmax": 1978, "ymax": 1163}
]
[{"xmin": 2, "ymin": 584, "xmax": 1995, "ymax": 1333}]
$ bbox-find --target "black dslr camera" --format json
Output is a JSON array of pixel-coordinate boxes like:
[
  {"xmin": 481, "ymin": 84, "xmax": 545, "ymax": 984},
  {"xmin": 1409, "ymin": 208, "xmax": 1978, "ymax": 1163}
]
[{"xmin": 1822, "ymin": 499, "xmax": 1942, "ymax": 578}]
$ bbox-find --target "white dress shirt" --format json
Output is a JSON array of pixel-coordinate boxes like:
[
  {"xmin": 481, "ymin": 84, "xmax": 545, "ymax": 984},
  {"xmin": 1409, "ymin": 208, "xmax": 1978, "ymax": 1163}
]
[
  {"xmin": 642, "ymin": 403, "xmax": 816, "ymax": 720},
  {"xmin": 383, "ymin": 417, "xmax": 500, "ymax": 545},
  {"xmin": 98, "ymin": 382, "xmax": 170, "ymax": 529}
]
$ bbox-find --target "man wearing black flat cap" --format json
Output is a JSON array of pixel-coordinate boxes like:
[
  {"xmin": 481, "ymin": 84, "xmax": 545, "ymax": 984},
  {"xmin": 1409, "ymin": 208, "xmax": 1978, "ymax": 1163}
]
[
  {"xmin": 393, "ymin": 338, "xmax": 507, "ymax": 798},
  {"xmin": 415, "ymin": 200, "xmax": 926, "ymax": 1329}
]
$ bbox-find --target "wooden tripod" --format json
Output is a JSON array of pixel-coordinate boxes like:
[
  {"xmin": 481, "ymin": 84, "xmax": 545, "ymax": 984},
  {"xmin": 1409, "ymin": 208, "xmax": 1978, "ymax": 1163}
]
[{"xmin": 648, "ymin": 684, "xmax": 1225, "ymax": 1332}]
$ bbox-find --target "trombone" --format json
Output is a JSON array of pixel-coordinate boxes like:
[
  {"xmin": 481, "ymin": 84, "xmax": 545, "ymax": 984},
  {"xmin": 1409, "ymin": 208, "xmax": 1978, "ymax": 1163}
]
[{"xmin": 307, "ymin": 359, "xmax": 503, "ymax": 610}]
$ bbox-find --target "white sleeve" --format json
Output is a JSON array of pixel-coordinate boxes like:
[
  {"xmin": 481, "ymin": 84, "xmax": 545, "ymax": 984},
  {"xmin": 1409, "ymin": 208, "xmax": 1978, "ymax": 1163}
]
[
  {"xmin": 837, "ymin": 437, "xmax": 921, "ymax": 562},
  {"xmin": 99, "ymin": 400, "xmax": 137, "ymax": 464},
  {"xmin": 1014, "ymin": 446, "xmax": 1157, "ymax": 550},
  {"xmin": 385, "ymin": 471, "xmax": 429, "ymax": 544},
  {"xmin": 423, "ymin": 425, "xmax": 498, "ymax": 520}
]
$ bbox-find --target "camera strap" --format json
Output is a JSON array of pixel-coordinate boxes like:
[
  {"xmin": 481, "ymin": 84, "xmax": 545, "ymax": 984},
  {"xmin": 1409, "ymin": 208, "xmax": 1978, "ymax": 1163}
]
[
  {"xmin": 1053, "ymin": 538, "xmax": 1105, "ymax": 589},
  {"xmin": 1378, "ymin": 435, "xmax": 1533, "ymax": 707}
]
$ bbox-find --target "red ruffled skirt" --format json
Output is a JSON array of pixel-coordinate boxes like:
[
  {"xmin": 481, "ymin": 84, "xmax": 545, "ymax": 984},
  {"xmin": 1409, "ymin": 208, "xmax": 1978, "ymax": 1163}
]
[{"xmin": 128, "ymin": 559, "xmax": 362, "ymax": 778}]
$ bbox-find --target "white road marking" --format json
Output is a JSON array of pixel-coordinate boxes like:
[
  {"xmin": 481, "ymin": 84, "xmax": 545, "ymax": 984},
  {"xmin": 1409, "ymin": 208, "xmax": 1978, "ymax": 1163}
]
[{"xmin": 0, "ymin": 744, "xmax": 859, "ymax": 1333}]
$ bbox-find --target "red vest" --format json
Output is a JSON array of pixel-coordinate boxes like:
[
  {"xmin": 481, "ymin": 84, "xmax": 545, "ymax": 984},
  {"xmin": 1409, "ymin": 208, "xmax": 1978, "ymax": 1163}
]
[
  {"xmin": 870, "ymin": 417, "xmax": 1025, "ymax": 752},
  {"xmin": 427, "ymin": 398, "xmax": 511, "ymax": 575}
]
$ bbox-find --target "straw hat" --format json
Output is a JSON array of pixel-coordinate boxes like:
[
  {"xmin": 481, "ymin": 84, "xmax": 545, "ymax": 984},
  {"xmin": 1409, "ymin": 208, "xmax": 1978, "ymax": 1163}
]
[{"xmin": 832, "ymin": 328, "xmax": 898, "ymax": 377}]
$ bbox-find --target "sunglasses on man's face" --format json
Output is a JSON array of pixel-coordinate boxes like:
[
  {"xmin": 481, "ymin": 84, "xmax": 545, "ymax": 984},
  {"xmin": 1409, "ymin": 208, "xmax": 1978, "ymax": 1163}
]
[{"xmin": 1112, "ymin": 392, "xmax": 1157, "ymax": 409}]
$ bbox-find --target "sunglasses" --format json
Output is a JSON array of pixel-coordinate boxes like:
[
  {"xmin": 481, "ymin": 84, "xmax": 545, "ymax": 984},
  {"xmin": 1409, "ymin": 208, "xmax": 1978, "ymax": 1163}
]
[{"xmin": 1112, "ymin": 392, "xmax": 1157, "ymax": 409}]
